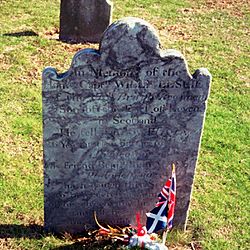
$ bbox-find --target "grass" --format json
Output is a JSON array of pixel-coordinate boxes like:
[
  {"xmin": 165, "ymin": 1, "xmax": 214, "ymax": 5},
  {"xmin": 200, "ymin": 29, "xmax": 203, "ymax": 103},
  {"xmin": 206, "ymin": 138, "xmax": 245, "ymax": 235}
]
[{"xmin": 0, "ymin": 0, "xmax": 249, "ymax": 249}]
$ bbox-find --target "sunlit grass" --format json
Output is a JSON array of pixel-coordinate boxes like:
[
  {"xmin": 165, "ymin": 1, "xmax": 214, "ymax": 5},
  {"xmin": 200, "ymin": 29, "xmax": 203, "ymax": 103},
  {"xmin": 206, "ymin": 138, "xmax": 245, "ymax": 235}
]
[{"xmin": 0, "ymin": 0, "xmax": 249, "ymax": 249}]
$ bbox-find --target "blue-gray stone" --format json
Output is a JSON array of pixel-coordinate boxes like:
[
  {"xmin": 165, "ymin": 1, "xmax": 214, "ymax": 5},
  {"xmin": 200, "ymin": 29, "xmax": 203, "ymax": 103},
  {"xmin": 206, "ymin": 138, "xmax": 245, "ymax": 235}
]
[{"xmin": 43, "ymin": 17, "xmax": 211, "ymax": 234}]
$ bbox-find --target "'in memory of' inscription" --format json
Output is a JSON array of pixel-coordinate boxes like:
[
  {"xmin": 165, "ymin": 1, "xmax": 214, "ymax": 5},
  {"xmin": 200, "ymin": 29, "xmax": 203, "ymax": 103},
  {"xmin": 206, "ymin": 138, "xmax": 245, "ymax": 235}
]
[{"xmin": 43, "ymin": 17, "xmax": 211, "ymax": 234}]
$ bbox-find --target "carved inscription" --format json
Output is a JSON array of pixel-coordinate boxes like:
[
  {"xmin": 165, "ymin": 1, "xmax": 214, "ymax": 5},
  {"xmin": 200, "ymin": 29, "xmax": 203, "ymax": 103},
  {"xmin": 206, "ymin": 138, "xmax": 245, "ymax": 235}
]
[{"xmin": 43, "ymin": 17, "xmax": 211, "ymax": 234}]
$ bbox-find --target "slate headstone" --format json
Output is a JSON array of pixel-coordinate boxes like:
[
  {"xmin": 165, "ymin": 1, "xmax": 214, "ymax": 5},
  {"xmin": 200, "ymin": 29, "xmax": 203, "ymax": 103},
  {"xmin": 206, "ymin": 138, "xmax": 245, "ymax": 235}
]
[
  {"xmin": 43, "ymin": 17, "xmax": 211, "ymax": 234},
  {"xmin": 59, "ymin": 0, "xmax": 113, "ymax": 43}
]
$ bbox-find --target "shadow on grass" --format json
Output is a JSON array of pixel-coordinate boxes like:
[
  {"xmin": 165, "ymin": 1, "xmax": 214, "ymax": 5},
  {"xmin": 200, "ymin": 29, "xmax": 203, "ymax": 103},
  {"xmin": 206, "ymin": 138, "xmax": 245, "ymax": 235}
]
[
  {"xmin": 0, "ymin": 224, "xmax": 44, "ymax": 239},
  {"xmin": 0, "ymin": 225, "xmax": 122, "ymax": 249},
  {"xmin": 52, "ymin": 242, "xmax": 92, "ymax": 250},
  {"xmin": 51, "ymin": 241, "xmax": 121, "ymax": 250},
  {"xmin": 2, "ymin": 30, "xmax": 38, "ymax": 37}
]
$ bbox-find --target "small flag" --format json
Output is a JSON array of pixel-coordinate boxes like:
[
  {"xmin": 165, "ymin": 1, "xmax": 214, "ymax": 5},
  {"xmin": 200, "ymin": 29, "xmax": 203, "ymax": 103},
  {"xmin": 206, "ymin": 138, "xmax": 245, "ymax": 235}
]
[
  {"xmin": 167, "ymin": 164, "xmax": 176, "ymax": 230},
  {"xmin": 146, "ymin": 164, "xmax": 176, "ymax": 233}
]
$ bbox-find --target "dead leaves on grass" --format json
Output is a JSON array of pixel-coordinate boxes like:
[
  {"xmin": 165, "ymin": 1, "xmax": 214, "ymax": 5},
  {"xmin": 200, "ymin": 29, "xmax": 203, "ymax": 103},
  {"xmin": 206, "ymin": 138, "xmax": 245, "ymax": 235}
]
[
  {"xmin": 205, "ymin": 0, "xmax": 249, "ymax": 16},
  {"xmin": 151, "ymin": 17, "xmax": 194, "ymax": 43},
  {"xmin": 43, "ymin": 27, "xmax": 59, "ymax": 40},
  {"xmin": 0, "ymin": 239, "xmax": 20, "ymax": 250},
  {"xmin": 185, "ymin": 0, "xmax": 249, "ymax": 17},
  {"xmin": 166, "ymin": 24, "xmax": 193, "ymax": 41}
]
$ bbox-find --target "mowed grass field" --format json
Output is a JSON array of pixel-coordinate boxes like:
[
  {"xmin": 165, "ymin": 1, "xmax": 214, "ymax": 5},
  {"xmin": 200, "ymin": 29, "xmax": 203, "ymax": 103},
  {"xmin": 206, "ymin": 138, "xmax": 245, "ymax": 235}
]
[{"xmin": 0, "ymin": 0, "xmax": 249, "ymax": 249}]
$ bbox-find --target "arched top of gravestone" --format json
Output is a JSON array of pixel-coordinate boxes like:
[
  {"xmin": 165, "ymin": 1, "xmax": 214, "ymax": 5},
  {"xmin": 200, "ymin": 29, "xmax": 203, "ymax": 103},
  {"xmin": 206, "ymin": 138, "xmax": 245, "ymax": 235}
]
[
  {"xmin": 99, "ymin": 17, "xmax": 161, "ymax": 67},
  {"xmin": 68, "ymin": 17, "xmax": 189, "ymax": 71}
]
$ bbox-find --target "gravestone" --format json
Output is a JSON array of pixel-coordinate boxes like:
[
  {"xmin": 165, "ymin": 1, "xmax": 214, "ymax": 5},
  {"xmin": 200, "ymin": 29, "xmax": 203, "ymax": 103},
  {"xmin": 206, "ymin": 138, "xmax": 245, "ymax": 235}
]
[
  {"xmin": 59, "ymin": 0, "xmax": 113, "ymax": 43},
  {"xmin": 43, "ymin": 17, "xmax": 211, "ymax": 234}
]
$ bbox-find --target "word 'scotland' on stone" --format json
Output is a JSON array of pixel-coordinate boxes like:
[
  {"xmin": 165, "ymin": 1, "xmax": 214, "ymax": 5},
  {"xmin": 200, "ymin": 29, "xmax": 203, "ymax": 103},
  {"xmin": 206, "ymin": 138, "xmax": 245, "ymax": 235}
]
[
  {"xmin": 43, "ymin": 17, "xmax": 211, "ymax": 234},
  {"xmin": 59, "ymin": 0, "xmax": 113, "ymax": 43}
]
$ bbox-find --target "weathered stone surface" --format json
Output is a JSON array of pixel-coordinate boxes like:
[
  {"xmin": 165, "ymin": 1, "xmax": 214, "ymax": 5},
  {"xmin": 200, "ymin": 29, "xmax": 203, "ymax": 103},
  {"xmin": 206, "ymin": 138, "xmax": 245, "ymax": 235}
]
[
  {"xmin": 43, "ymin": 17, "xmax": 211, "ymax": 234},
  {"xmin": 59, "ymin": 0, "xmax": 113, "ymax": 43}
]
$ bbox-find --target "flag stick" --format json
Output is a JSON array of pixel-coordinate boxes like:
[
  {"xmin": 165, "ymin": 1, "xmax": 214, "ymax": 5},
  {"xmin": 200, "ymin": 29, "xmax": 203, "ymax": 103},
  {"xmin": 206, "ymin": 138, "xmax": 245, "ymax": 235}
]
[
  {"xmin": 162, "ymin": 230, "xmax": 168, "ymax": 245},
  {"xmin": 163, "ymin": 163, "xmax": 175, "ymax": 245},
  {"xmin": 162, "ymin": 164, "xmax": 171, "ymax": 246}
]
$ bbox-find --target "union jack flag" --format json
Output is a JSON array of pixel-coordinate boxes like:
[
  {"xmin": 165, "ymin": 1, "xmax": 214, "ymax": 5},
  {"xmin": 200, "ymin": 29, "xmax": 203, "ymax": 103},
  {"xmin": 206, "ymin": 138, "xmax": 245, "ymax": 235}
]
[
  {"xmin": 146, "ymin": 164, "xmax": 176, "ymax": 233},
  {"xmin": 167, "ymin": 164, "xmax": 176, "ymax": 230}
]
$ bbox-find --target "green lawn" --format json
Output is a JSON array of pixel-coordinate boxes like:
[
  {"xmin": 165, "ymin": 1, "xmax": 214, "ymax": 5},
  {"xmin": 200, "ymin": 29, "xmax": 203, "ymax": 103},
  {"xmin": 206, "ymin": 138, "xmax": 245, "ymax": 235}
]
[{"xmin": 0, "ymin": 0, "xmax": 249, "ymax": 249}]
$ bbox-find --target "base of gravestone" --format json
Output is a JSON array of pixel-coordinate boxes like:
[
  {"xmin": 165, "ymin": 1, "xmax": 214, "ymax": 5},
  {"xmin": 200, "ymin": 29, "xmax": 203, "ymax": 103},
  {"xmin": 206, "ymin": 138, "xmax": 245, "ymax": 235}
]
[{"xmin": 59, "ymin": 0, "xmax": 113, "ymax": 43}]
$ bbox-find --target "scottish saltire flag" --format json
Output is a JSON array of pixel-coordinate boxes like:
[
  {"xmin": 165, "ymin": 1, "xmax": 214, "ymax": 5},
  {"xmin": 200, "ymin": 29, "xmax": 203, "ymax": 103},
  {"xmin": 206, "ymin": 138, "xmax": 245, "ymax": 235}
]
[{"xmin": 146, "ymin": 164, "xmax": 176, "ymax": 233}]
